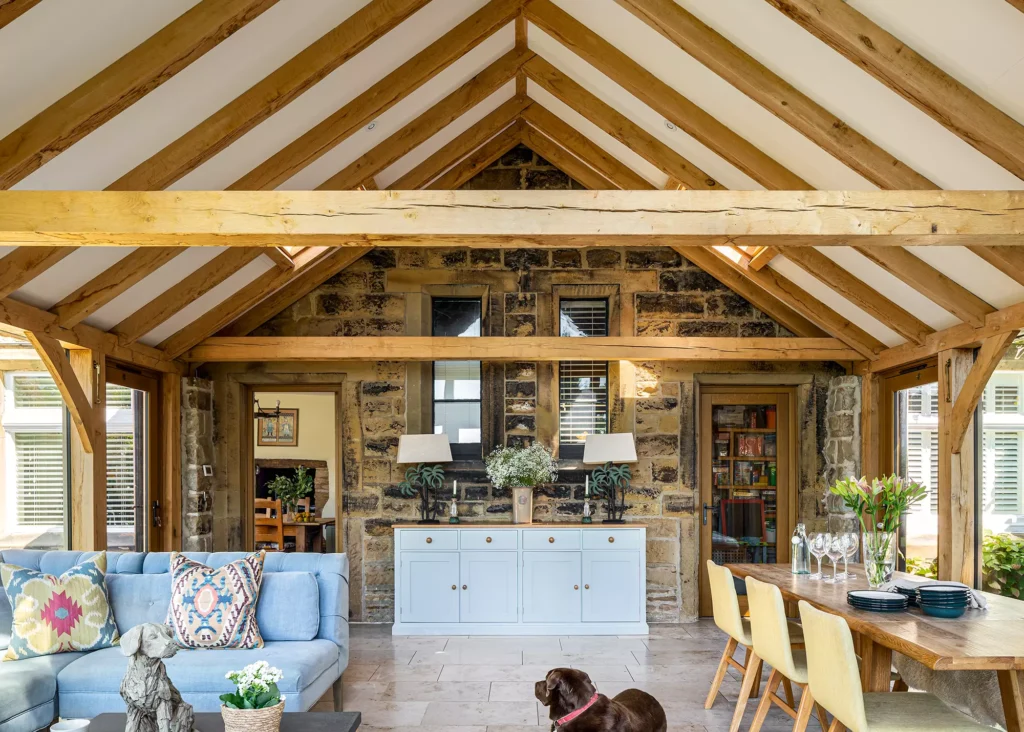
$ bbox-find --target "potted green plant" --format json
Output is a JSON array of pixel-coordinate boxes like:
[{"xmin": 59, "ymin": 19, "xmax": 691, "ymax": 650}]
[
  {"xmin": 485, "ymin": 444, "xmax": 557, "ymax": 524},
  {"xmin": 220, "ymin": 660, "xmax": 284, "ymax": 732},
  {"xmin": 266, "ymin": 466, "xmax": 313, "ymax": 519},
  {"xmin": 829, "ymin": 474, "xmax": 927, "ymax": 587}
]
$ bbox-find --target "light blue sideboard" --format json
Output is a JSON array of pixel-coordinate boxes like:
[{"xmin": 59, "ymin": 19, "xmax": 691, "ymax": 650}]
[{"xmin": 392, "ymin": 525, "xmax": 648, "ymax": 635}]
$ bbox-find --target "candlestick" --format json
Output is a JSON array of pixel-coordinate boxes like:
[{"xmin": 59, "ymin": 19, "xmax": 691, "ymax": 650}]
[
  {"xmin": 585, "ymin": 475, "xmax": 589, "ymax": 496},
  {"xmin": 453, "ymin": 479, "xmax": 457, "ymax": 496}
]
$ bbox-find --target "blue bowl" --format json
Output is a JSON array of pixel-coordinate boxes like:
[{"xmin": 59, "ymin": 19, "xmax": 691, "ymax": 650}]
[{"xmin": 919, "ymin": 602, "xmax": 966, "ymax": 619}]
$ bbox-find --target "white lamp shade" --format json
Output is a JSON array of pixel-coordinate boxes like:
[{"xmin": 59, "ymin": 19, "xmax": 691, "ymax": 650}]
[
  {"xmin": 582, "ymin": 433, "xmax": 638, "ymax": 464},
  {"xmin": 397, "ymin": 434, "xmax": 453, "ymax": 464}
]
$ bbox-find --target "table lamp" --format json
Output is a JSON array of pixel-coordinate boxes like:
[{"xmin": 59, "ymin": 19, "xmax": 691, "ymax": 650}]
[
  {"xmin": 583, "ymin": 433, "xmax": 638, "ymax": 524},
  {"xmin": 397, "ymin": 434, "xmax": 452, "ymax": 524}
]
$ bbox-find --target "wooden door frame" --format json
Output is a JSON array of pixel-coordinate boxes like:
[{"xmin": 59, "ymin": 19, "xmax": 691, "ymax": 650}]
[
  {"xmin": 242, "ymin": 383, "xmax": 344, "ymax": 551},
  {"xmin": 106, "ymin": 361, "xmax": 163, "ymax": 551},
  {"xmin": 698, "ymin": 385, "xmax": 798, "ymax": 617}
]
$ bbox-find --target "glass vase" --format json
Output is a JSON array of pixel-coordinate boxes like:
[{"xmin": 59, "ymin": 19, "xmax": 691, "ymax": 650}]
[{"xmin": 862, "ymin": 531, "xmax": 897, "ymax": 588}]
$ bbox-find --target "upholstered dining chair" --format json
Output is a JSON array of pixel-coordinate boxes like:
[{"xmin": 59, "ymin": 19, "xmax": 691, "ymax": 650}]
[
  {"xmin": 705, "ymin": 561, "xmax": 805, "ymax": 732},
  {"xmin": 746, "ymin": 576, "xmax": 829, "ymax": 732},
  {"xmin": 254, "ymin": 497, "xmax": 284, "ymax": 550},
  {"xmin": 797, "ymin": 601, "xmax": 990, "ymax": 732}
]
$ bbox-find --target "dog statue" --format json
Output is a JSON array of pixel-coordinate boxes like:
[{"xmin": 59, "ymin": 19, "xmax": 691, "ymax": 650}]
[
  {"xmin": 120, "ymin": 623, "xmax": 194, "ymax": 732},
  {"xmin": 535, "ymin": 668, "xmax": 667, "ymax": 731}
]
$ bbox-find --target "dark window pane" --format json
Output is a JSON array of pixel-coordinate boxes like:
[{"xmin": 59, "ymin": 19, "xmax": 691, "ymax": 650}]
[
  {"xmin": 433, "ymin": 298, "xmax": 482, "ymax": 337},
  {"xmin": 432, "ymin": 298, "xmax": 482, "ymax": 459}
]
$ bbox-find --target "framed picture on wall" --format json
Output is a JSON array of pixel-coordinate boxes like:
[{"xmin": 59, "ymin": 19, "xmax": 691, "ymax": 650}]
[{"xmin": 257, "ymin": 408, "xmax": 299, "ymax": 447}]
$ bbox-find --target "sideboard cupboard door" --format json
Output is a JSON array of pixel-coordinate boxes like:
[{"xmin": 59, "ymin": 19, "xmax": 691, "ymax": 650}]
[
  {"xmin": 460, "ymin": 551, "xmax": 518, "ymax": 623},
  {"xmin": 582, "ymin": 551, "xmax": 641, "ymax": 623},
  {"xmin": 400, "ymin": 551, "xmax": 459, "ymax": 623},
  {"xmin": 522, "ymin": 551, "xmax": 581, "ymax": 623}
]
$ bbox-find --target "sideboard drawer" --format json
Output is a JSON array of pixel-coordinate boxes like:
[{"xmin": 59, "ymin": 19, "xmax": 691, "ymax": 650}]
[
  {"xmin": 400, "ymin": 530, "xmax": 458, "ymax": 550},
  {"xmin": 582, "ymin": 529, "xmax": 642, "ymax": 550},
  {"xmin": 461, "ymin": 530, "xmax": 517, "ymax": 550},
  {"xmin": 523, "ymin": 529, "xmax": 580, "ymax": 550}
]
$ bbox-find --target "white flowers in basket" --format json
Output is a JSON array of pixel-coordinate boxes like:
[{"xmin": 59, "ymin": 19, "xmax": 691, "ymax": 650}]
[
  {"xmin": 485, "ymin": 444, "xmax": 557, "ymax": 489},
  {"xmin": 221, "ymin": 660, "xmax": 284, "ymax": 709}
]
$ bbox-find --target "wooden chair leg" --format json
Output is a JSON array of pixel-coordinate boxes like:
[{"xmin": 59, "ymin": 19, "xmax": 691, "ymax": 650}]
[
  {"xmin": 729, "ymin": 650, "xmax": 762, "ymax": 732},
  {"xmin": 892, "ymin": 677, "xmax": 909, "ymax": 692},
  {"xmin": 816, "ymin": 703, "xmax": 832, "ymax": 731},
  {"xmin": 749, "ymin": 669, "xmax": 780, "ymax": 732},
  {"xmin": 827, "ymin": 719, "xmax": 845, "ymax": 732},
  {"xmin": 792, "ymin": 686, "xmax": 815, "ymax": 732},
  {"xmin": 781, "ymin": 677, "xmax": 795, "ymax": 709},
  {"xmin": 706, "ymin": 636, "xmax": 739, "ymax": 709}
]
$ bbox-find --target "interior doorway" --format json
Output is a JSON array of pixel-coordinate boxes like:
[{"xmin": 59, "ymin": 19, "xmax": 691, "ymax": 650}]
[
  {"xmin": 243, "ymin": 385, "xmax": 343, "ymax": 553},
  {"xmin": 699, "ymin": 386, "xmax": 797, "ymax": 617}
]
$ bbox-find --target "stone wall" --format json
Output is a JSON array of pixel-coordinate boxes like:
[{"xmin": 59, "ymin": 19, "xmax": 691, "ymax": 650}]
[
  {"xmin": 205, "ymin": 146, "xmax": 852, "ymax": 621},
  {"xmin": 181, "ymin": 377, "xmax": 214, "ymax": 552}
]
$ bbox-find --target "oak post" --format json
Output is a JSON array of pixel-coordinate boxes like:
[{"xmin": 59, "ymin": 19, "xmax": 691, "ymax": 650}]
[
  {"xmin": 70, "ymin": 349, "xmax": 107, "ymax": 551},
  {"xmin": 937, "ymin": 348, "xmax": 975, "ymax": 585}
]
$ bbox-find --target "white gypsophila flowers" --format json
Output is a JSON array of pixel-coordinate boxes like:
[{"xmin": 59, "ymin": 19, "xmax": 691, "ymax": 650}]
[{"xmin": 485, "ymin": 444, "xmax": 557, "ymax": 488}]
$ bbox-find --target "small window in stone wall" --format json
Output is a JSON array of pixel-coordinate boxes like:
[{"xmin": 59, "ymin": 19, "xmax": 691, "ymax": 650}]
[
  {"xmin": 559, "ymin": 299, "xmax": 609, "ymax": 460},
  {"xmin": 432, "ymin": 297, "xmax": 482, "ymax": 460}
]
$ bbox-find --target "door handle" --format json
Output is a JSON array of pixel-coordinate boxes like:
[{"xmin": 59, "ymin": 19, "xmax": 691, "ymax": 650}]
[
  {"xmin": 702, "ymin": 503, "xmax": 716, "ymax": 526},
  {"xmin": 152, "ymin": 500, "xmax": 162, "ymax": 529}
]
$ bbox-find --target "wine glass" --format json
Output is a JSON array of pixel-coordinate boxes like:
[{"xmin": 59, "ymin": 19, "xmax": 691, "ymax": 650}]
[
  {"xmin": 808, "ymin": 532, "xmax": 828, "ymax": 580},
  {"xmin": 823, "ymin": 535, "xmax": 845, "ymax": 583},
  {"xmin": 843, "ymin": 532, "xmax": 859, "ymax": 579}
]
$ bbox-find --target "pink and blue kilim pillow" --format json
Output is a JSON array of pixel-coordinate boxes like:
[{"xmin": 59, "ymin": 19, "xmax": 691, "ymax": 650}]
[{"xmin": 166, "ymin": 551, "xmax": 265, "ymax": 649}]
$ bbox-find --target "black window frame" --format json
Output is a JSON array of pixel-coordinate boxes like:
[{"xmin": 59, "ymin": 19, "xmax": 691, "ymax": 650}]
[
  {"xmin": 431, "ymin": 297, "xmax": 483, "ymax": 461},
  {"xmin": 558, "ymin": 298, "xmax": 610, "ymax": 461}
]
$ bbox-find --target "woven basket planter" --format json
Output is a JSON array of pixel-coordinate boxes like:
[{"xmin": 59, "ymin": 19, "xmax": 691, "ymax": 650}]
[{"xmin": 221, "ymin": 700, "xmax": 284, "ymax": 732}]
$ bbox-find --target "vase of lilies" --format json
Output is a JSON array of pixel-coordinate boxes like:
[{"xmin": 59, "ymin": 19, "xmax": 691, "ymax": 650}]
[{"xmin": 829, "ymin": 475, "xmax": 927, "ymax": 587}]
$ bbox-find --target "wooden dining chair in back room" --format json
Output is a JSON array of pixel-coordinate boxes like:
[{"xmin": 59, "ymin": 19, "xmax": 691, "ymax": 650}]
[
  {"xmin": 255, "ymin": 497, "xmax": 284, "ymax": 551},
  {"xmin": 798, "ymin": 601, "xmax": 990, "ymax": 732}
]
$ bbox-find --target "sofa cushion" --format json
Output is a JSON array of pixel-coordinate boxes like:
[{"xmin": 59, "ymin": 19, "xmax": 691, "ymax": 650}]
[
  {"xmin": 257, "ymin": 572, "xmax": 319, "ymax": 641},
  {"xmin": 0, "ymin": 651, "xmax": 85, "ymax": 730},
  {"xmin": 57, "ymin": 641, "xmax": 341, "ymax": 716},
  {"xmin": 107, "ymin": 573, "xmax": 171, "ymax": 634},
  {"xmin": 167, "ymin": 551, "xmax": 264, "ymax": 649},
  {"xmin": 1, "ymin": 552, "xmax": 119, "ymax": 660}
]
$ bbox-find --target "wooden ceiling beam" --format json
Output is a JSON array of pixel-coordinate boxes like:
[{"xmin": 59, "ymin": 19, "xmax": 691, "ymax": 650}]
[
  {"xmin": 1, "ymin": 0, "xmax": 279, "ymax": 190},
  {"xmin": 50, "ymin": 247, "xmax": 184, "ymax": 328},
  {"xmin": 968, "ymin": 245, "xmax": 1024, "ymax": 288},
  {"xmin": 319, "ymin": 47, "xmax": 532, "ymax": 191},
  {"xmin": 765, "ymin": 0, "xmax": 1024, "ymax": 181},
  {"xmin": 519, "ymin": 125, "xmax": 617, "ymax": 190},
  {"xmin": 524, "ymin": 56, "xmax": 722, "ymax": 190},
  {"xmin": 868, "ymin": 300, "xmax": 1024, "ymax": 374},
  {"xmin": 1007, "ymin": 0, "xmax": 1024, "ymax": 12},
  {"xmin": 108, "ymin": 0, "xmax": 429, "ymax": 191},
  {"xmin": 0, "ymin": 296, "xmax": 183, "ymax": 374},
  {"xmin": 390, "ymin": 96, "xmax": 528, "ymax": 189},
  {"xmin": 747, "ymin": 246, "xmax": 780, "ymax": 271},
  {"xmin": 264, "ymin": 248, "xmax": 294, "ymax": 268},
  {"xmin": 112, "ymin": 248, "xmax": 264, "ymax": 344},
  {"xmin": 427, "ymin": 121, "xmax": 524, "ymax": 190},
  {"xmin": 0, "ymin": 246, "xmax": 76, "ymax": 299},
  {"xmin": 4, "ymin": 190, "xmax": 1024, "ymax": 246},
  {"xmin": 25, "ymin": 331, "xmax": 98, "ymax": 453},
  {"xmin": 521, "ymin": 104, "xmax": 654, "ymax": 190},
  {"xmin": 0, "ymin": 0, "xmax": 40, "ymax": 31},
  {"xmin": 781, "ymin": 247, "xmax": 934, "ymax": 344},
  {"xmin": 526, "ymin": 0, "xmax": 810, "ymax": 190},
  {"xmin": 854, "ymin": 246, "xmax": 995, "ymax": 327},
  {"xmin": 616, "ymin": 0, "xmax": 936, "ymax": 190},
  {"xmin": 687, "ymin": 247, "xmax": 885, "ymax": 358},
  {"xmin": 186, "ymin": 335, "xmax": 862, "ymax": 362},
  {"xmin": 219, "ymin": 247, "xmax": 371, "ymax": 337},
  {"xmin": 230, "ymin": 0, "xmax": 524, "ymax": 191}
]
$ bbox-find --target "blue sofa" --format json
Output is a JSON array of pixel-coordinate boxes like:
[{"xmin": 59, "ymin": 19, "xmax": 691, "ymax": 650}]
[{"xmin": 0, "ymin": 551, "xmax": 349, "ymax": 732}]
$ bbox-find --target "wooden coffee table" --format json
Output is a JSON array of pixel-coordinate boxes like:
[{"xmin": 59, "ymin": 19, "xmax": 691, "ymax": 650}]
[{"xmin": 89, "ymin": 712, "xmax": 360, "ymax": 732}]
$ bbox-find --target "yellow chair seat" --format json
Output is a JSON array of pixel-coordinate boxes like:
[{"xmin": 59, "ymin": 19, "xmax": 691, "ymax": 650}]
[{"xmin": 861, "ymin": 692, "xmax": 993, "ymax": 731}]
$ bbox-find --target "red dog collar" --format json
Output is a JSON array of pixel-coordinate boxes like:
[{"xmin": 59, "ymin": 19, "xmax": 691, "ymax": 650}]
[{"xmin": 555, "ymin": 693, "xmax": 600, "ymax": 727}]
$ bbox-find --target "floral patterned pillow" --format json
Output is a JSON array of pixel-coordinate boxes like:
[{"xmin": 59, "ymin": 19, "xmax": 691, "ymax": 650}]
[
  {"xmin": 0, "ymin": 552, "xmax": 119, "ymax": 660},
  {"xmin": 166, "ymin": 551, "xmax": 265, "ymax": 649}
]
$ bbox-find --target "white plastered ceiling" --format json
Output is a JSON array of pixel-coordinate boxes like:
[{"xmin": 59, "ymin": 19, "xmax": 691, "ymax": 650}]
[{"xmin": 1, "ymin": 0, "xmax": 1023, "ymax": 354}]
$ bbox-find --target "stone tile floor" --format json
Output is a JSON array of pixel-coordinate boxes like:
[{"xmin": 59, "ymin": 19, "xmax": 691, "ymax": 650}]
[{"xmin": 325, "ymin": 620, "xmax": 813, "ymax": 731}]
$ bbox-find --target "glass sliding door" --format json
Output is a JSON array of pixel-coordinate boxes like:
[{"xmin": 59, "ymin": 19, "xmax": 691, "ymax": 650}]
[{"xmin": 106, "ymin": 366, "xmax": 157, "ymax": 552}]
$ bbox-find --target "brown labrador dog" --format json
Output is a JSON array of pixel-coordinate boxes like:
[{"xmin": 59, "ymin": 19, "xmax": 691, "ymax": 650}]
[{"xmin": 535, "ymin": 668, "xmax": 667, "ymax": 731}]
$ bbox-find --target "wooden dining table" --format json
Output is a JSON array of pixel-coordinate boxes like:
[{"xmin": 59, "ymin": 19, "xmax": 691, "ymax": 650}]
[
  {"xmin": 728, "ymin": 563, "xmax": 1024, "ymax": 731},
  {"xmin": 283, "ymin": 517, "xmax": 335, "ymax": 553}
]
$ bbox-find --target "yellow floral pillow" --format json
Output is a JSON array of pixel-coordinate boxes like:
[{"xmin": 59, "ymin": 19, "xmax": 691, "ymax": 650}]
[{"xmin": 0, "ymin": 552, "xmax": 120, "ymax": 660}]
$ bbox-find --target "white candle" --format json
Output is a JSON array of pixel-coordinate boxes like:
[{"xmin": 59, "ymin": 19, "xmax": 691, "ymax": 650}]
[
  {"xmin": 585, "ymin": 475, "xmax": 590, "ymax": 496},
  {"xmin": 453, "ymin": 479, "xmax": 457, "ymax": 496}
]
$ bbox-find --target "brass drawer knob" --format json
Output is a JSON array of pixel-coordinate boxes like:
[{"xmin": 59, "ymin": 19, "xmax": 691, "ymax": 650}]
[
  {"xmin": 574, "ymin": 585, "xmax": 579, "ymax": 590},
  {"xmin": 451, "ymin": 585, "xmax": 456, "ymax": 590},
  {"xmin": 549, "ymin": 537, "xmax": 555, "ymax": 543},
  {"xmin": 486, "ymin": 537, "xmax": 492, "ymax": 543},
  {"xmin": 426, "ymin": 537, "xmax": 432, "ymax": 544},
  {"xmin": 462, "ymin": 585, "xmax": 467, "ymax": 590},
  {"xmin": 608, "ymin": 536, "xmax": 615, "ymax": 543},
  {"xmin": 585, "ymin": 584, "xmax": 590, "ymax": 589}
]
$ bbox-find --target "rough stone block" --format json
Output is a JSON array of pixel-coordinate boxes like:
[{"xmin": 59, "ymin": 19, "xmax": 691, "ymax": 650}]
[
  {"xmin": 626, "ymin": 248, "xmax": 682, "ymax": 269},
  {"xmin": 740, "ymin": 321, "xmax": 778, "ymax": 338},
  {"xmin": 677, "ymin": 320, "xmax": 738, "ymax": 337},
  {"xmin": 469, "ymin": 249, "xmax": 503, "ymax": 268},
  {"xmin": 635, "ymin": 293, "xmax": 704, "ymax": 317},
  {"xmin": 505, "ymin": 414, "xmax": 536, "ymax": 433},
  {"xmin": 364, "ymin": 249, "xmax": 397, "ymax": 269},
  {"xmin": 506, "ymin": 362, "xmax": 537, "ymax": 380},
  {"xmin": 706, "ymin": 293, "xmax": 753, "ymax": 318},
  {"xmin": 636, "ymin": 433, "xmax": 679, "ymax": 457},
  {"xmin": 659, "ymin": 269, "xmax": 724, "ymax": 292},
  {"xmin": 635, "ymin": 320, "xmax": 675, "ymax": 336},
  {"xmin": 525, "ymin": 168, "xmax": 572, "ymax": 189},
  {"xmin": 505, "ymin": 314, "xmax": 536, "ymax": 336},
  {"xmin": 506, "ymin": 380, "xmax": 537, "ymax": 398},
  {"xmin": 551, "ymin": 249, "xmax": 582, "ymax": 268},
  {"xmin": 647, "ymin": 538, "xmax": 681, "ymax": 565},
  {"xmin": 663, "ymin": 492, "xmax": 696, "ymax": 514},
  {"xmin": 362, "ymin": 381, "xmax": 404, "ymax": 397},
  {"xmin": 504, "ymin": 293, "xmax": 537, "ymax": 314},
  {"xmin": 585, "ymin": 249, "xmax": 622, "ymax": 268},
  {"xmin": 504, "ymin": 249, "xmax": 550, "ymax": 271},
  {"xmin": 500, "ymin": 144, "xmax": 534, "ymax": 166}
]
